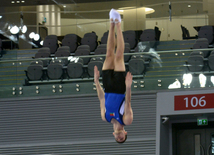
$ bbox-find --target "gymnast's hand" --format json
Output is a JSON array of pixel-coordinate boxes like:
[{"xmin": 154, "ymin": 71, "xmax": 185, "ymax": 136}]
[
  {"xmin": 125, "ymin": 72, "xmax": 133, "ymax": 88},
  {"xmin": 94, "ymin": 66, "xmax": 100, "ymax": 84}
]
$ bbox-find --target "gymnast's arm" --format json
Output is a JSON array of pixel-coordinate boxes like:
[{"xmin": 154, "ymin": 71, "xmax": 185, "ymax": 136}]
[
  {"xmin": 123, "ymin": 72, "xmax": 133, "ymax": 125},
  {"xmin": 95, "ymin": 81, "xmax": 106, "ymax": 122},
  {"xmin": 94, "ymin": 66, "xmax": 106, "ymax": 122}
]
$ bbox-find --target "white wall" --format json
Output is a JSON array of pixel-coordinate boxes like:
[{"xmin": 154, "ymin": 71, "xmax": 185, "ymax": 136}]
[
  {"xmin": 61, "ymin": 19, "xmax": 109, "ymax": 40},
  {"xmin": 60, "ymin": 14, "xmax": 208, "ymax": 41},
  {"xmin": 61, "ymin": 18, "xmax": 125, "ymax": 40},
  {"xmin": 146, "ymin": 14, "xmax": 208, "ymax": 41}
]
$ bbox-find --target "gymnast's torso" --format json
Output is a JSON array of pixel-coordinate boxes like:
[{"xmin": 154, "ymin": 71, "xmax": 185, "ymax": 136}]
[{"xmin": 104, "ymin": 93, "xmax": 125, "ymax": 125}]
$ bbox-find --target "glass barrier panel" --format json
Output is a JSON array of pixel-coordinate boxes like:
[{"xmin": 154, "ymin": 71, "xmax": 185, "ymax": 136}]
[
  {"xmin": 0, "ymin": 1, "xmax": 214, "ymax": 99},
  {"xmin": 0, "ymin": 41, "xmax": 213, "ymax": 98}
]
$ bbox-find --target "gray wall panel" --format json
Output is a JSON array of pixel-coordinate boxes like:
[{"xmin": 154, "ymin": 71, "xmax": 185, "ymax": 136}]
[{"xmin": 0, "ymin": 92, "xmax": 156, "ymax": 154}]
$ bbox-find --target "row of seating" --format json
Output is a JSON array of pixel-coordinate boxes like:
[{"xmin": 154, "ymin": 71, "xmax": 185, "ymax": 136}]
[
  {"xmin": 198, "ymin": 25, "xmax": 214, "ymax": 45},
  {"xmin": 34, "ymin": 42, "xmax": 134, "ymax": 66},
  {"xmin": 0, "ymin": 38, "xmax": 2, "ymax": 57},
  {"xmin": 192, "ymin": 38, "xmax": 211, "ymax": 57},
  {"xmin": 26, "ymin": 25, "xmax": 214, "ymax": 85},
  {"xmin": 186, "ymin": 37, "xmax": 214, "ymax": 73},
  {"xmin": 42, "ymin": 25, "xmax": 213, "ymax": 56},
  {"xmin": 32, "ymin": 37, "xmax": 213, "ymax": 82},
  {"xmin": 181, "ymin": 25, "xmax": 214, "ymax": 45},
  {"xmin": 181, "ymin": 25, "xmax": 198, "ymax": 40},
  {"xmin": 25, "ymin": 54, "xmax": 148, "ymax": 84},
  {"xmin": 36, "ymin": 37, "xmax": 212, "ymax": 67},
  {"xmin": 186, "ymin": 50, "xmax": 214, "ymax": 72},
  {"xmin": 41, "ymin": 28, "xmax": 160, "ymax": 56},
  {"xmin": 38, "ymin": 25, "xmax": 214, "ymax": 59}
]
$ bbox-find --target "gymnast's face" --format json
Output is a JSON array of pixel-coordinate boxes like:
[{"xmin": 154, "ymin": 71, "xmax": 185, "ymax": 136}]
[{"xmin": 113, "ymin": 130, "xmax": 127, "ymax": 142}]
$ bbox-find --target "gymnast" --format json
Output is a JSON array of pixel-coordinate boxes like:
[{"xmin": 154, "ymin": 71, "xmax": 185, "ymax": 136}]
[{"xmin": 94, "ymin": 9, "xmax": 133, "ymax": 143}]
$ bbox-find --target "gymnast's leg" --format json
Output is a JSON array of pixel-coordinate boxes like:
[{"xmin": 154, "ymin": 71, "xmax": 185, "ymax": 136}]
[
  {"xmin": 114, "ymin": 18, "xmax": 125, "ymax": 72},
  {"xmin": 102, "ymin": 12, "xmax": 116, "ymax": 70}
]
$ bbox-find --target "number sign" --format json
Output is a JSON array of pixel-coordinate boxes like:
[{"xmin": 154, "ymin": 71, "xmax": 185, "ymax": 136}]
[{"xmin": 174, "ymin": 93, "xmax": 214, "ymax": 111}]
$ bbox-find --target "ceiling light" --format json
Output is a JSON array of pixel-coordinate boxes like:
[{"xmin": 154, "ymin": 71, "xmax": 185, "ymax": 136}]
[
  {"xmin": 21, "ymin": 25, "xmax": 27, "ymax": 33},
  {"xmin": 8, "ymin": 25, "xmax": 11, "ymax": 30},
  {"xmin": 183, "ymin": 73, "xmax": 192, "ymax": 88},
  {"xmin": 199, "ymin": 74, "xmax": 206, "ymax": 88},
  {"xmin": 188, "ymin": 5, "xmax": 191, "ymax": 8},
  {"xmin": 63, "ymin": 5, "xmax": 66, "ymax": 8},
  {"xmin": 118, "ymin": 7, "xmax": 136, "ymax": 10},
  {"xmin": 168, "ymin": 79, "xmax": 181, "ymax": 89},
  {"xmin": 0, "ymin": 16, "xmax": 2, "ymax": 19},
  {"xmin": 40, "ymin": 40, "xmax": 44, "ymax": 46},
  {"xmin": 21, "ymin": 0, "xmax": 25, "ymax": 3},
  {"xmin": 10, "ymin": 25, "xmax": 20, "ymax": 34},
  {"xmin": 11, "ymin": 1, "xmax": 15, "ymax": 3},
  {"xmin": 118, "ymin": 7, "xmax": 154, "ymax": 15},
  {"xmin": 29, "ymin": 32, "xmax": 35, "ymax": 39},
  {"xmin": 117, "ymin": 10, "xmax": 124, "ymax": 13},
  {"xmin": 211, "ymin": 76, "xmax": 214, "ymax": 85},
  {"xmin": 145, "ymin": 7, "xmax": 155, "ymax": 14},
  {"xmin": 16, "ymin": 1, "xmax": 20, "ymax": 3},
  {"xmin": 34, "ymin": 34, "xmax": 40, "ymax": 41}
]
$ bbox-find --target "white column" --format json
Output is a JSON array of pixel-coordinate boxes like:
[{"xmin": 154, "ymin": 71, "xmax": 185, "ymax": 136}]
[
  {"xmin": 37, "ymin": 5, "xmax": 61, "ymax": 36},
  {"xmin": 123, "ymin": 7, "xmax": 146, "ymax": 31},
  {"xmin": 203, "ymin": 0, "xmax": 214, "ymax": 25}
]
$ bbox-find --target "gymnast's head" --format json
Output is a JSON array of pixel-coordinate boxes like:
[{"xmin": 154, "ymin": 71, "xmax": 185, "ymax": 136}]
[{"xmin": 113, "ymin": 130, "xmax": 127, "ymax": 143}]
